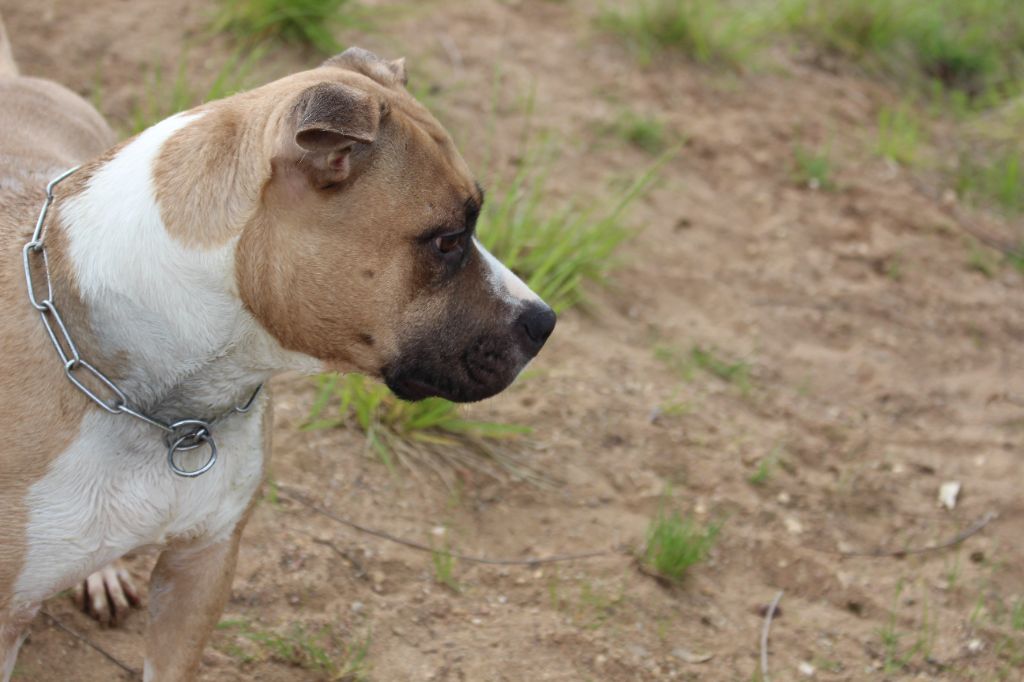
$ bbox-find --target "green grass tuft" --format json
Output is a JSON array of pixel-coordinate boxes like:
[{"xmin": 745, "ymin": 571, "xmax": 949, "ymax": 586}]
[
  {"xmin": 748, "ymin": 451, "xmax": 778, "ymax": 486},
  {"xmin": 643, "ymin": 504, "xmax": 719, "ymax": 582},
  {"xmin": 957, "ymin": 149, "xmax": 1024, "ymax": 213},
  {"xmin": 875, "ymin": 104, "xmax": 921, "ymax": 165},
  {"xmin": 305, "ymin": 374, "xmax": 538, "ymax": 484},
  {"xmin": 792, "ymin": 144, "xmax": 834, "ymax": 190},
  {"xmin": 690, "ymin": 346, "xmax": 752, "ymax": 393},
  {"xmin": 216, "ymin": 620, "xmax": 370, "ymax": 679},
  {"xmin": 608, "ymin": 110, "xmax": 669, "ymax": 154},
  {"xmin": 213, "ymin": 0, "xmax": 361, "ymax": 54},
  {"xmin": 431, "ymin": 547, "xmax": 459, "ymax": 593},
  {"xmin": 782, "ymin": 0, "xmax": 1024, "ymax": 101},
  {"xmin": 598, "ymin": 0, "xmax": 763, "ymax": 66}
]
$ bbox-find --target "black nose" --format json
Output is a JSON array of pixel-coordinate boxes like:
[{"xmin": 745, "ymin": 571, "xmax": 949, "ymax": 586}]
[{"xmin": 516, "ymin": 303, "xmax": 556, "ymax": 355}]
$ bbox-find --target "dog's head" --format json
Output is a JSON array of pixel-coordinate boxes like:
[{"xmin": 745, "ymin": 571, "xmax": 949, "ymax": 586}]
[{"xmin": 232, "ymin": 48, "xmax": 555, "ymax": 402}]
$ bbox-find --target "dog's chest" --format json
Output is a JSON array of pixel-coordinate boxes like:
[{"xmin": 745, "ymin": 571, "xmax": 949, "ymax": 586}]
[{"xmin": 12, "ymin": 403, "xmax": 266, "ymax": 604}]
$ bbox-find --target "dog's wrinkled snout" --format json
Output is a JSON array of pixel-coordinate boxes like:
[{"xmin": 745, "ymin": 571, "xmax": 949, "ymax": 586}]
[{"xmin": 515, "ymin": 303, "xmax": 556, "ymax": 356}]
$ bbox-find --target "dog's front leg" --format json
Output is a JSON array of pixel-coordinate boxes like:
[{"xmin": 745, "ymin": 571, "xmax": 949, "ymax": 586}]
[{"xmin": 142, "ymin": 529, "xmax": 243, "ymax": 682}]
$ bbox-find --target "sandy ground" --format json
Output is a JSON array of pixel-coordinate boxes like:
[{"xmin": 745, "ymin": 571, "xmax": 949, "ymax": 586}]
[{"xmin": 3, "ymin": 0, "xmax": 1024, "ymax": 680}]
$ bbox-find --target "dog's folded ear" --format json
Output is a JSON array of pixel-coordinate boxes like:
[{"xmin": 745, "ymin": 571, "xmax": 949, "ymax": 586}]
[
  {"xmin": 290, "ymin": 82, "xmax": 382, "ymax": 188},
  {"xmin": 322, "ymin": 47, "xmax": 408, "ymax": 87}
]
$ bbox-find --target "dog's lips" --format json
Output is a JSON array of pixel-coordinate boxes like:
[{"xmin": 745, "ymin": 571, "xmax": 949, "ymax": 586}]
[{"xmin": 386, "ymin": 374, "xmax": 454, "ymax": 402}]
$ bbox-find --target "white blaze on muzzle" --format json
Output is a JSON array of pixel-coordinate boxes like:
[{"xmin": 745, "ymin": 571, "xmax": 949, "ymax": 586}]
[{"xmin": 474, "ymin": 238, "xmax": 541, "ymax": 305}]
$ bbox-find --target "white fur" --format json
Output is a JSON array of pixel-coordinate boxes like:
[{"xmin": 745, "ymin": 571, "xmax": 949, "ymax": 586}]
[
  {"xmin": 12, "ymin": 400, "xmax": 266, "ymax": 605},
  {"xmin": 474, "ymin": 238, "xmax": 540, "ymax": 305}
]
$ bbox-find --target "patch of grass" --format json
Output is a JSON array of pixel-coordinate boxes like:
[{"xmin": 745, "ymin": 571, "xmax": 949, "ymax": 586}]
[
  {"xmin": 126, "ymin": 50, "xmax": 262, "ymax": 134},
  {"xmin": 478, "ymin": 144, "xmax": 664, "ymax": 313},
  {"xmin": 598, "ymin": 0, "xmax": 763, "ymax": 66},
  {"xmin": 875, "ymin": 104, "xmax": 921, "ymax": 165},
  {"xmin": 643, "ymin": 503, "xmax": 719, "ymax": 583},
  {"xmin": 876, "ymin": 584, "xmax": 936, "ymax": 673},
  {"xmin": 792, "ymin": 144, "xmax": 834, "ymax": 190},
  {"xmin": 1011, "ymin": 599, "xmax": 1024, "ymax": 630},
  {"xmin": 431, "ymin": 547, "xmax": 459, "ymax": 593},
  {"xmin": 212, "ymin": 0, "xmax": 361, "ymax": 53},
  {"xmin": 305, "ymin": 374, "xmax": 538, "ymax": 485},
  {"xmin": 956, "ymin": 149, "xmax": 1024, "ymax": 213},
  {"xmin": 655, "ymin": 344, "xmax": 753, "ymax": 394},
  {"xmin": 748, "ymin": 450, "xmax": 778, "ymax": 486},
  {"xmin": 781, "ymin": 0, "xmax": 1024, "ymax": 102},
  {"xmin": 608, "ymin": 110, "xmax": 668, "ymax": 154},
  {"xmin": 690, "ymin": 346, "xmax": 752, "ymax": 393},
  {"xmin": 216, "ymin": 620, "xmax": 370, "ymax": 679}
]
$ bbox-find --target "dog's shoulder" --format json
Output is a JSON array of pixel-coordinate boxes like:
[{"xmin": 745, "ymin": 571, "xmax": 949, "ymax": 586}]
[{"xmin": 0, "ymin": 77, "xmax": 114, "ymax": 186}]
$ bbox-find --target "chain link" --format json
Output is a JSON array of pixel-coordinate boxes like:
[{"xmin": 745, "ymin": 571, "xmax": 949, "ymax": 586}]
[{"xmin": 23, "ymin": 166, "xmax": 262, "ymax": 477}]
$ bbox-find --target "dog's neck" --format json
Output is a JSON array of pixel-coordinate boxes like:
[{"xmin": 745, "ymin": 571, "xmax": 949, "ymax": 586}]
[{"xmin": 48, "ymin": 112, "xmax": 318, "ymax": 422}]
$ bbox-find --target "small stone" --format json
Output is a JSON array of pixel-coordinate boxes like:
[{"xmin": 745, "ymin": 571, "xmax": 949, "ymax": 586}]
[
  {"xmin": 938, "ymin": 481, "xmax": 961, "ymax": 510},
  {"xmin": 784, "ymin": 517, "xmax": 804, "ymax": 535},
  {"xmin": 798, "ymin": 661, "xmax": 815, "ymax": 677},
  {"xmin": 967, "ymin": 638, "xmax": 983, "ymax": 654},
  {"xmin": 350, "ymin": 601, "xmax": 364, "ymax": 613},
  {"xmin": 777, "ymin": 492, "xmax": 792, "ymax": 506}
]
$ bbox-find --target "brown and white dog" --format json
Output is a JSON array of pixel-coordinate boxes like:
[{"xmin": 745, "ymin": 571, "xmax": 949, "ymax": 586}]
[{"xmin": 0, "ymin": 15, "xmax": 555, "ymax": 681}]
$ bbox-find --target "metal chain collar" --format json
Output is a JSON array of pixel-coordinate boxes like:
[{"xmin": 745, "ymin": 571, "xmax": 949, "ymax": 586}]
[{"xmin": 22, "ymin": 166, "xmax": 262, "ymax": 478}]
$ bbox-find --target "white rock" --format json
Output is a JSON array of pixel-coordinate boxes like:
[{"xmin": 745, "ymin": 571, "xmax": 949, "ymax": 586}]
[
  {"xmin": 967, "ymin": 638, "xmax": 983, "ymax": 654},
  {"xmin": 798, "ymin": 661, "xmax": 816, "ymax": 677},
  {"xmin": 784, "ymin": 517, "xmax": 804, "ymax": 535},
  {"xmin": 938, "ymin": 481, "xmax": 961, "ymax": 510}
]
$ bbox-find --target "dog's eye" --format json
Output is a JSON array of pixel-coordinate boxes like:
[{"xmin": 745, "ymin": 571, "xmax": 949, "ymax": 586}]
[{"xmin": 433, "ymin": 230, "xmax": 467, "ymax": 256}]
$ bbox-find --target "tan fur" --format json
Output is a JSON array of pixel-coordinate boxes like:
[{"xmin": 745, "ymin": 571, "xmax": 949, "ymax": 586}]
[
  {"xmin": 0, "ymin": 70, "xmax": 116, "ymax": 612},
  {"xmin": 0, "ymin": 15, "xmax": 16, "ymax": 78}
]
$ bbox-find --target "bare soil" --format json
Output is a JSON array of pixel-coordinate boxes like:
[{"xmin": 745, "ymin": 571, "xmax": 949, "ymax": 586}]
[{"xmin": 3, "ymin": 0, "xmax": 1023, "ymax": 680}]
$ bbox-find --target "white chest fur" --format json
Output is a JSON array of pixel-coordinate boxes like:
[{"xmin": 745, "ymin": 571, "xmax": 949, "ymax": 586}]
[{"xmin": 12, "ymin": 401, "xmax": 265, "ymax": 606}]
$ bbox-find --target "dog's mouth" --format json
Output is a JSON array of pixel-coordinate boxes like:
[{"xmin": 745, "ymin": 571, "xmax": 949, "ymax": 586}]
[
  {"xmin": 383, "ymin": 363, "xmax": 516, "ymax": 404},
  {"xmin": 386, "ymin": 374, "xmax": 452, "ymax": 402}
]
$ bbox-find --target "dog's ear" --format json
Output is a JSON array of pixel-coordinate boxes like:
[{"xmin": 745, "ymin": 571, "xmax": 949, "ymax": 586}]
[
  {"xmin": 289, "ymin": 82, "xmax": 382, "ymax": 188},
  {"xmin": 322, "ymin": 47, "xmax": 408, "ymax": 87}
]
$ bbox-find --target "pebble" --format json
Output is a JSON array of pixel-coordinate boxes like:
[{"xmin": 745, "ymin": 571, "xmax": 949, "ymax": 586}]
[
  {"xmin": 938, "ymin": 481, "xmax": 961, "ymax": 510},
  {"xmin": 967, "ymin": 638, "xmax": 984, "ymax": 654},
  {"xmin": 798, "ymin": 661, "xmax": 815, "ymax": 677},
  {"xmin": 784, "ymin": 517, "xmax": 804, "ymax": 535}
]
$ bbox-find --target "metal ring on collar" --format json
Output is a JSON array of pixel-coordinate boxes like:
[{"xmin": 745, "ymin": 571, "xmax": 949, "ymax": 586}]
[
  {"xmin": 167, "ymin": 431, "xmax": 218, "ymax": 478},
  {"xmin": 165, "ymin": 418, "xmax": 212, "ymax": 452}
]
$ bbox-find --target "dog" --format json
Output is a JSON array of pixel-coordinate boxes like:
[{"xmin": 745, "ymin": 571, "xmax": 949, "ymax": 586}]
[{"xmin": 0, "ymin": 14, "xmax": 555, "ymax": 681}]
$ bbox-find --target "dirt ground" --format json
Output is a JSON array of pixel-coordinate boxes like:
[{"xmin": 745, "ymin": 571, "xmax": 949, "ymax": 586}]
[{"xmin": 3, "ymin": 0, "xmax": 1024, "ymax": 680}]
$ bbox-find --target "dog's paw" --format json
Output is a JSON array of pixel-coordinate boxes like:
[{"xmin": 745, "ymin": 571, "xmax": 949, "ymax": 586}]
[{"xmin": 72, "ymin": 560, "xmax": 141, "ymax": 626}]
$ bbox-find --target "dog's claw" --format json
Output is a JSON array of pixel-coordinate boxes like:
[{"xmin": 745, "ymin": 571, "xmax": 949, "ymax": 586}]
[{"xmin": 72, "ymin": 561, "xmax": 141, "ymax": 626}]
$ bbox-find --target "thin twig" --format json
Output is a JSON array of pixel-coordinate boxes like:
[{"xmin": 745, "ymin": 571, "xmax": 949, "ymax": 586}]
[
  {"xmin": 40, "ymin": 608, "xmax": 139, "ymax": 678},
  {"xmin": 760, "ymin": 590, "xmax": 783, "ymax": 682},
  {"xmin": 278, "ymin": 485, "xmax": 618, "ymax": 566},
  {"xmin": 808, "ymin": 511, "xmax": 997, "ymax": 558}
]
